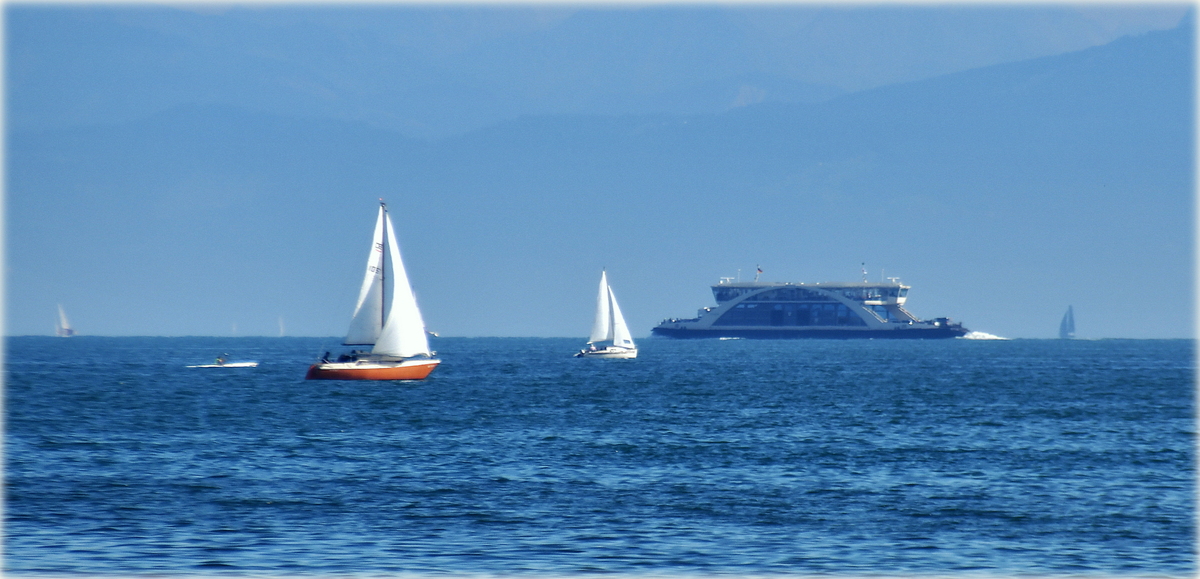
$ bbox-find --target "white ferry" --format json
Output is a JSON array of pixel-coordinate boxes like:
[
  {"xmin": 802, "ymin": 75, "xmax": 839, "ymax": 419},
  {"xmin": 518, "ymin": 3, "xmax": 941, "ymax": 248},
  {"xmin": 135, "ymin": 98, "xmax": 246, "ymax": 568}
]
[{"xmin": 652, "ymin": 278, "xmax": 967, "ymax": 339}]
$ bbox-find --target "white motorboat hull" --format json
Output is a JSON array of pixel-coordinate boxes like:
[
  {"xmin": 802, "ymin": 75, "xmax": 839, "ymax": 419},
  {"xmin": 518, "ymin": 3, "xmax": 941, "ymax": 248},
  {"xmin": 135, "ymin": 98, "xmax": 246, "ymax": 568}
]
[{"xmin": 187, "ymin": 362, "xmax": 259, "ymax": 368}]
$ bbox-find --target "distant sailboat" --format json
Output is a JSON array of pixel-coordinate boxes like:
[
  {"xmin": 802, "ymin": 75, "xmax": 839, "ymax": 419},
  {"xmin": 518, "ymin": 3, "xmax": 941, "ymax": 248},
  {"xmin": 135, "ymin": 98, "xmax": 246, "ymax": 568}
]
[
  {"xmin": 55, "ymin": 305, "xmax": 75, "ymax": 337},
  {"xmin": 306, "ymin": 201, "xmax": 440, "ymax": 380},
  {"xmin": 575, "ymin": 271, "xmax": 637, "ymax": 359},
  {"xmin": 1059, "ymin": 306, "xmax": 1076, "ymax": 339}
]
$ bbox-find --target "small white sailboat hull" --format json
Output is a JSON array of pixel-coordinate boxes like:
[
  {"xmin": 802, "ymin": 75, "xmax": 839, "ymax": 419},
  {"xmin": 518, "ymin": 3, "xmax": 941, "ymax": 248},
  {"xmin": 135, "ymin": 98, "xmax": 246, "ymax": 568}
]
[
  {"xmin": 187, "ymin": 362, "xmax": 260, "ymax": 368},
  {"xmin": 575, "ymin": 347, "xmax": 637, "ymax": 359}
]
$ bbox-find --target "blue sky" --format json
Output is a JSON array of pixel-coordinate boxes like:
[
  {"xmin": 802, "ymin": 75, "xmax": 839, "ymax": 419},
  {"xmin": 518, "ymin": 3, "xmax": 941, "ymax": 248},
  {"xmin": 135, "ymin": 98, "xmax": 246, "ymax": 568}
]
[{"xmin": 5, "ymin": 4, "xmax": 1193, "ymax": 339}]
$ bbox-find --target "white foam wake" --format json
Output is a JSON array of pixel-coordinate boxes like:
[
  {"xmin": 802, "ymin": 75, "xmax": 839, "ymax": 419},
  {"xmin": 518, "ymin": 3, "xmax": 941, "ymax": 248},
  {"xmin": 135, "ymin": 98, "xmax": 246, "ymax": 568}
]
[{"xmin": 961, "ymin": 331, "xmax": 1009, "ymax": 340}]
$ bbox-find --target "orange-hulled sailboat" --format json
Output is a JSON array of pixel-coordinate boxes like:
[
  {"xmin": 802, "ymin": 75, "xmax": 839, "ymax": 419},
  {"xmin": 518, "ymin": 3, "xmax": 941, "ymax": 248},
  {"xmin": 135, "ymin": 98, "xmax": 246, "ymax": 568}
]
[{"xmin": 306, "ymin": 201, "xmax": 440, "ymax": 381}]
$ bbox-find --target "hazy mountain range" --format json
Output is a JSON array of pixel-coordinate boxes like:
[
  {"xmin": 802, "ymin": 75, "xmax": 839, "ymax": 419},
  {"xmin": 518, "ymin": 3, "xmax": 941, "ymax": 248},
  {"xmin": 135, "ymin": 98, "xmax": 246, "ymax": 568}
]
[
  {"xmin": 6, "ymin": 7, "xmax": 1193, "ymax": 338},
  {"xmin": 8, "ymin": 5, "xmax": 1187, "ymax": 137}
]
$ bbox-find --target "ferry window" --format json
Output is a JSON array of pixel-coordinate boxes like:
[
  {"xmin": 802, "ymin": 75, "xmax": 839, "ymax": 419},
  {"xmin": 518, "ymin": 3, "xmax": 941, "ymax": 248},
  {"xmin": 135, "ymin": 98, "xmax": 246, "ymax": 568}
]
[
  {"xmin": 713, "ymin": 287, "xmax": 753, "ymax": 302},
  {"xmin": 745, "ymin": 288, "xmax": 832, "ymax": 302},
  {"xmin": 713, "ymin": 303, "xmax": 771, "ymax": 326},
  {"xmin": 870, "ymin": 305, "xmax": 899, "ymax": 321},
  {"xmin": 715, "ymin": 302, "xmax": 868, "ymax": 327},
  {"xmin": 838, "ymin": 304, "xmax": 867, "ymax": 326}
]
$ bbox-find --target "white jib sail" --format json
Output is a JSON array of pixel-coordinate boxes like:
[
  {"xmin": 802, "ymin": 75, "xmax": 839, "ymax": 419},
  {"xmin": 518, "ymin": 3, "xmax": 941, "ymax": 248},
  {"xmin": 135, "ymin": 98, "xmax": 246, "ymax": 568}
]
[
  {"xmin": 373, "ymin": 212, "xmax": 431, "ymax": 358},
  {"xmin": 588, "ymin": 271, "xmax": 612, "ymax": 344},
  {"xmin": 608, "ymin": 285, "xmax": 635, "ymax": 349},
  {"xmin": 344, "ymin": 207, "xmax": 387, "ymax": 345}
]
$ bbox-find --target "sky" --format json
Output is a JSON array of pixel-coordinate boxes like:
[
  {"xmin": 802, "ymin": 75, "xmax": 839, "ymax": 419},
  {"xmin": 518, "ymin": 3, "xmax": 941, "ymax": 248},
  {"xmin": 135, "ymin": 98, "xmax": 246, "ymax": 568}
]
[{"xmin": 4, "ymin": 3, "xmax": 1194, "ymax": 339}]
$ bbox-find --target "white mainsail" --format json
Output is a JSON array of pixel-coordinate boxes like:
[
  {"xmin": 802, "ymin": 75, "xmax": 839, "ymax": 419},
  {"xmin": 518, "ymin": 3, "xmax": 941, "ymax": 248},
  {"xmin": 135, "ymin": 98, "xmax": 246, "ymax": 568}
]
[
  {"xmin": 587, "ymin": 271, "xmax": 635, "ymax": 350},
  {"xmin": 342, "ymin": 203, "xmax": 431, "ymax": 357},
  {"xmin": 344, "ymin": 208, "xmax": 387, "ymax": 345},
  {"xmin": 589, "ymin": 271, "xmax": 612, "ymax": 344}
]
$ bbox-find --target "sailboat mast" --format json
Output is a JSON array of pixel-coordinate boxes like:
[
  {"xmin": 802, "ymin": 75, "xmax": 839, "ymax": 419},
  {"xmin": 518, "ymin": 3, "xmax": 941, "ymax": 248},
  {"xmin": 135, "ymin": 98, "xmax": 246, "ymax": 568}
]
[{"xmin": 380, "ymin": 201, "xmax": 388, "ymax": 332}]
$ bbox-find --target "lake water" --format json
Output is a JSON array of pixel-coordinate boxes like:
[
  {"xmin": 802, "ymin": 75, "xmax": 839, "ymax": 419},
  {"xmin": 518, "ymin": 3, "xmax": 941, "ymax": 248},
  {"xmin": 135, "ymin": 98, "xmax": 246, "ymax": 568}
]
[{"xmin": 5, "ymin": 336, "xmax": 1194, "ymax": 577}]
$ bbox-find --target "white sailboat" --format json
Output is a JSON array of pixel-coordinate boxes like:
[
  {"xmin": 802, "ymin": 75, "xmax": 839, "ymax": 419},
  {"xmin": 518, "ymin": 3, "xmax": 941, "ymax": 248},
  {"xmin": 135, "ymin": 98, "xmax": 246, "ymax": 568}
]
[
  {"xmin": 55, "ymin": 305, "xmax": 75, "ymax": 337},
  {"xmin": 1059, "ymin": 305, "xmax": 1076, "ymax": 339},
  {"xmin": 306, "ymin": 201, "xmax": 440, "ymax": 380},
  {"xmin": 576, "ymin": 270, "xmax": 637, "ymax": 359}
]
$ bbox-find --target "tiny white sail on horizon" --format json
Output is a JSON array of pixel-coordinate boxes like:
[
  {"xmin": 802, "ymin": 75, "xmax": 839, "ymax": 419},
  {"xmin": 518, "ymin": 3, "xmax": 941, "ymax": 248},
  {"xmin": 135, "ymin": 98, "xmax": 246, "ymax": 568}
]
[
  {"xmin": 1059, "ymin": 305, "xmax": 1076, "ymax": 339},
  {"xmin": 55, "ymin": 304, "xmax": 75, "ymax": 337}
]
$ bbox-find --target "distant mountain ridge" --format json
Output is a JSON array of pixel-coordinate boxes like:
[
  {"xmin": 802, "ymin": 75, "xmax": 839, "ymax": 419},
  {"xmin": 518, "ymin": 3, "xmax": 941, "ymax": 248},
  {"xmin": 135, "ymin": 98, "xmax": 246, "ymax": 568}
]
[
  {"xmin": 6, "ymin": 16, "xmax": 1193, "ymax": 338},
  {"xmin": 6, "ymin": 5, "xmax": 1188, "ymax": 138}
]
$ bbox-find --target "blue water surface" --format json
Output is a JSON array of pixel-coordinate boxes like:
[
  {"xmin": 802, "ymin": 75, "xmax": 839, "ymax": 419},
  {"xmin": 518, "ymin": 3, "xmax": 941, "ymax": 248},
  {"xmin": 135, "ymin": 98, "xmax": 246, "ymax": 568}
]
[{"xmin": 5, "ymin": 336, "xmax": 1195, "ymax": 576}]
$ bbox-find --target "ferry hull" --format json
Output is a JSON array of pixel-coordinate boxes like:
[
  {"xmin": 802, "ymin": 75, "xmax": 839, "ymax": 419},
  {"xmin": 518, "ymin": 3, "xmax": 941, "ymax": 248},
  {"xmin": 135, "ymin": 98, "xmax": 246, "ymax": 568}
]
[
  {"xmin": 305, "ymin": 359, "xmax": 440, "ymax": 380},
  {"xmin": 653, "ymin": 278, "xmax": 968, "ymax": 340},
  {"xmin": 651, "ymin": 326, "xmax": 968, "ymax": 339}
]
